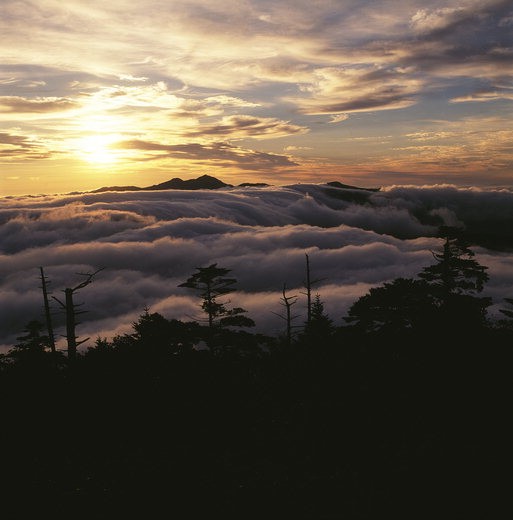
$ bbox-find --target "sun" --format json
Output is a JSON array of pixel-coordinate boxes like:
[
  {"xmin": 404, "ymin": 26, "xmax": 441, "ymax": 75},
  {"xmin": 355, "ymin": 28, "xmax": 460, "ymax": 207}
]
[{"xmin": 75, "ymin": 134, "xmax": 122, "ymax": 165}]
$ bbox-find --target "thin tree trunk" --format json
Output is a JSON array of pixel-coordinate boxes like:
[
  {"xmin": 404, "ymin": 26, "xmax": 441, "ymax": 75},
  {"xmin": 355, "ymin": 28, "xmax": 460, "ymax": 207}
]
[
  {"xmin": 283, "ymin": 285, "xmax": 293, "ymax": 346},
  {"xmin": 39, "ymin": 266, "xmax": 56, "ymax": 355},
  {"xmin": 65, "ymin": 288, "xmax": 77, "ymax": 362},
  {"xmin": 305, "ymin": 253, "xmax": 312, "ymax": 326}
]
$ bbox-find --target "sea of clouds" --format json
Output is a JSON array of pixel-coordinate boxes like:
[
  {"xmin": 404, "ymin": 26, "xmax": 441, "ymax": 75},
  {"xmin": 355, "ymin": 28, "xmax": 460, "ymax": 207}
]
[{"xmin": 2, "ymin": 183, "xmax": 513, "ymax": 350}]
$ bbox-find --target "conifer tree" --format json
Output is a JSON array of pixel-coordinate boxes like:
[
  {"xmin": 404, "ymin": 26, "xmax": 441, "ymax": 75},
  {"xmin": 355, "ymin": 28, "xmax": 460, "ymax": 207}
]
[
  {"xmin": 7, "ymin": 320, "xmax": 50, "ymax": 365},
  {"xmin": 418, "ymin": 232, "xmax": 491, "ymax": 325},
  {"xmin": 304, "ymin": 294, "xmax": 334, "ymax": 337},
  {"xmin": 178, "ymin": 264, "xmax": 254, "ymax": 328}
]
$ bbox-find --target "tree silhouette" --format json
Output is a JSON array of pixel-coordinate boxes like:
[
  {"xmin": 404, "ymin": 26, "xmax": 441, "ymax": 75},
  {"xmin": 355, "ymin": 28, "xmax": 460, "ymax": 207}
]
[
  {"xmin": 301, "ymin": 253, "xmax": 324, "ymax": 327},
  {"xmin": 346, "ymin": 233, "xmax": 492, "ymax": 334},
  {"xmin": 345, "ymin": 278, "xmax": 433, "ymax": 332},
  {"xmin": 303, "ymin": 294, "xmax": 334, "ymax": 341},
  {"xmin": 130, "ymin": 308, "xmax": 199, "ymax": 354},
  {"xmin": 273, "ymin": 283, "xmax": 299, "ymax": 345},
  {"xmin": 1, "ymin": 251, "xmax": 510, "ymax": 519},
  {"xmin": 39, "ymin": 267, "xmax": 56, "ymax": 355},
  {"xmin": 7, "ymin": 320, "xmax": 52, "ymax": 366},
  {"xmin": 419, "ymin": 234, "xmax": 488, "ymax": 295},
  {"xmin": 52, "ymin": 268, "xmax": 104, "ymax": 361},
  {"xmin": 418, "ymin": 233, "xmax": 491, "ymax": 326},
  {"xmin": 178, "ymin": 264, "xmax": 254, "ymax": 329}
]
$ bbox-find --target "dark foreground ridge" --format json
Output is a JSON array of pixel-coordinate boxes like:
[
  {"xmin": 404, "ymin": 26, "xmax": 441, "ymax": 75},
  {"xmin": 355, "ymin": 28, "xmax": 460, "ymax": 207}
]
[{"xmin": 1, "ymin": 235, "xmax": 511, "ymax": 518}]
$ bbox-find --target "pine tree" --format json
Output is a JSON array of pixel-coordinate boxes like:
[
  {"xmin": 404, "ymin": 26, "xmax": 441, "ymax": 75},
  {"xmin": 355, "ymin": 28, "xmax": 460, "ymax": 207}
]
[
  {"xmin": 419, "ymin": 235, "xmax": 488, "ymax": 295},
  {"xmin": 7, "ymin": 320, "xmax": 51, "ymax": 365},
  {"xmin": 304, "ymin": 294, "xmax": 334, "ymax": 339},
  {"xmin": 178, "ymin": 264, "xmax": 254, "ymax": 328},
  {"xmin": 418, "ymin": 233, "xmax": 491, "ymax": 326}
]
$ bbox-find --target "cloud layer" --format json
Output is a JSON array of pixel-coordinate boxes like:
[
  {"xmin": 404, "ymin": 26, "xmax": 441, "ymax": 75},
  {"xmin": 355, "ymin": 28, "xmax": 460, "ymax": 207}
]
[{"xmin": 2, "ymin": 183, "xmax": 512, "ymax": 350}]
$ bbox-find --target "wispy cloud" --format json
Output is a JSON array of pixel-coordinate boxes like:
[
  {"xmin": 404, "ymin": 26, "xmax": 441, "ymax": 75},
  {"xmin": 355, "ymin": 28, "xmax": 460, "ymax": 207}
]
[
  {"xmin": 115, "ymin": 139, "xmax": 298, "ymax": 169},
  {"xmin": 450, "ymin": 89, "xmax": 513, "ymax": 103},
  {"xmin": 288, "ymin": 66, "xmax": 421, "ymax": 114},
  {"xmin": 0, "ymin": 131, "xmax": 52, "ymax": 159},
  {"xmin": 184, "ymin": 115, "xmax": 308, "ymax": 139},
  {"xmin": 0, "ymin": 96, "xmax": 78, "ymax": 114}
]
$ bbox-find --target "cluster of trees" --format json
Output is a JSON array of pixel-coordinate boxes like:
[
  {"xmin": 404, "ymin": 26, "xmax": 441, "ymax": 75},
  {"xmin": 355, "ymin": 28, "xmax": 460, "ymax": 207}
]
[
  {"xmin": 5, "ymin": 228, "xmax": 512, "ymax": 365},
  {"xmin": 1, "ymin": 228, "xmax": 511, "ymax": 517}
]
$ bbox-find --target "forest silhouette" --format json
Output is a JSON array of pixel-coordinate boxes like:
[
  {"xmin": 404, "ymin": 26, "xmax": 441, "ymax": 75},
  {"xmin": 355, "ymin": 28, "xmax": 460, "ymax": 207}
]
[{"xmin": 1, "ymin": 228, "xmax": 511, "ymax": 518}]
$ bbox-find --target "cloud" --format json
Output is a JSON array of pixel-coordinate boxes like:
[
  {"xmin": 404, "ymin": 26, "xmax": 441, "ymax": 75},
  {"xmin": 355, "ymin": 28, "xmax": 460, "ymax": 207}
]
[
  {"xmin": 1, "ymin": 183, "xmax": 513, "ymax": 349},
  {"xmin": 0, "ymin": 131, "xmax": 52, "ymax": 159},
  {"xmin": 381, "ymin": 115, "xmax": 513, "ymax": 176},
  {"xmin": 405, "ymin": 131, "xmax": 457, "ymax": 141},
  {"xmin": 184, "ymin": 115, "xmax": 308, "ymax": 139},
  {"xmin": 0, "ymin": 132, "xmax": 36, "ymax": 148},
  {"xmin": 0, "ymin": 96, "xmax": 78, "ymax": 113},
  {"xmin": 203, "ymin": 95, "xmax": 260, "ymax": 108},
  {"xmin": 118, "ymin": 74, "xmax": 148, "ymax": 82},
  {"xmin": 0, "ymin": 77, "xmax": 47, "ymax": 88},
  {"xmin": 410, "ymin": 7, "xmax": 466, "ymax": 35},
  {"xmin": 284, "ymin": 146, "xmax": 312, "ymax": 152},
  {"xmin": 450, "ymin": 89, "xmax": 513, "ymax": 103},
  {"xmin": 114, "ymin": 139, "xmax": 298, "ymax": 169},
  {"xmin": 398, "ymin": 0, "xmax": 513, "ymax": 78},
  {"xmin": 329, "ymin": 114, "xmax": 349, "ymax": 124},
  {"xmin": 288, "ymin": 66, "xmax": 421, "ymax": 115}
]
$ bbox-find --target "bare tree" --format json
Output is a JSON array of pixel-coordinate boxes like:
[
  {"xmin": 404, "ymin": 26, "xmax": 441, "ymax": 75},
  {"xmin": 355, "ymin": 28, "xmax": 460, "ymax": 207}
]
[
  {"xmin": 300, "ymin": 253, "xmax": 324, "ymax": 327},
  {"xmin": 39, "ymin": 266, "xmax": 56, "ymax": 355},
  {"xmin": 53, "ymin": 268, "xmax": 104, "ymax": 362},
  {"xmin": 273, "ymin": 283, "xmax": 299, "ymax": 346}
]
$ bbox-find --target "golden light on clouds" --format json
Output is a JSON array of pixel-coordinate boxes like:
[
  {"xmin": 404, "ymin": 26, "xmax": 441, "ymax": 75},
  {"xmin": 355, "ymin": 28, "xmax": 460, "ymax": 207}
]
[{"xmin": 0, "ymin": 0, "xmax": 512, "ymax": 194}]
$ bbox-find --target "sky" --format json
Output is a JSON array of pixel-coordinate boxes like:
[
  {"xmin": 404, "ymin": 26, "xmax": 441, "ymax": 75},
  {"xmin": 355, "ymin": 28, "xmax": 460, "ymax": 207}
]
[
  {"xmin": 1, "ymin": 183, "xmax": 513, "ymax": 349},
  {"xmin": 1, "ymin": 0, "xmax": 513, "ymax": 195}
]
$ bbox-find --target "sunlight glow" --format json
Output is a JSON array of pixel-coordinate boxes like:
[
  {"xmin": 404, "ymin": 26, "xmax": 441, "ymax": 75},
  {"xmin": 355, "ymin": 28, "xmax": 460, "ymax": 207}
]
[{"xmin": 73, "ymin": 134, "xmax": 123, "ymax": 165}]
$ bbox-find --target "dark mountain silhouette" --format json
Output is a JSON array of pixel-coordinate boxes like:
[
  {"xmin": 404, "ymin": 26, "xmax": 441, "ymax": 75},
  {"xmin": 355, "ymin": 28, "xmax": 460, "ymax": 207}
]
[
  {"xmin": 145, "ymin": 174, "xmax": 231, "ymax": 191},
  {"xmin": 91, "ymin": 176, "xmax": 379, "ymax": 194},
  {"xmin": 92, "ymin": 185, "xmax": 142, "ymax": 193},
  {"xmin": 238, "ymin": 182, "xmax": 271, "ymax": 187},
  {"xmin": 92, "ymin": 174, "xmax": 231, "ymax": 193},
  {"xmin": 326, "ymin": 180, "xmax": 379, "ymax": 191}
]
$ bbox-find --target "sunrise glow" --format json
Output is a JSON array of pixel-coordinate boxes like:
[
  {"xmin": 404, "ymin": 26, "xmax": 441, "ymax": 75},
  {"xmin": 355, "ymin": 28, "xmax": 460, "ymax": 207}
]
[
  {"xmin": 73, "ymin": 134, "xmax": 122, "ymax": 165},
  {"xmin": 0, "ymin": 1, "xmax": 511, "ymax": 195}
]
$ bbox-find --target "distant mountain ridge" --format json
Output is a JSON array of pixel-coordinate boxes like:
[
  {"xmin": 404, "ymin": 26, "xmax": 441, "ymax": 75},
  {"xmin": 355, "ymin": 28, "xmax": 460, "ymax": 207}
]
[
  {"xmin": 92, "ymin": 174, "xmax": 231, "ymax": 193},
  {"xmin": 146, "ymin": 175, "xmax": 231, "ymax": 191},
  {"xmin": 91, "ymin": 174, "xmax": 378, "ymax": 194},
  {"xmin": 326, "ymin": 181, "xmax": 379, "ymax": 192}
]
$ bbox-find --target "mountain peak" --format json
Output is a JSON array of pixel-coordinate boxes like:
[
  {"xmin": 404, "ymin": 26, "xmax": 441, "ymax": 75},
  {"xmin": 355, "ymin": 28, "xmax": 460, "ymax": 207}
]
[
  {"xmin": 145, "ymin": 174, "xmax": 231, "ymax": 191},
  {"xmin": 92, "ymin": 175, "xmax": 232, "ymax": 193}
]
